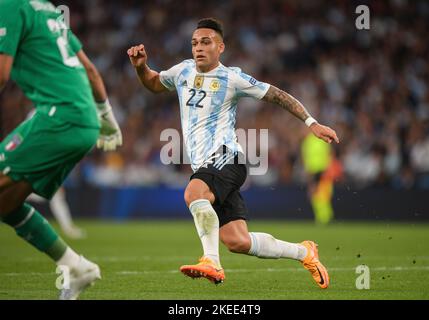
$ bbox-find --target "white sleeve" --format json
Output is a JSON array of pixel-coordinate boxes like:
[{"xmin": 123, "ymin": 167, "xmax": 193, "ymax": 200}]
[
  {"xmin": 159, "ymin": 61, "xmax": 186, "ymax": 91},
  {"xmin": 232, "ymin": 68, "xmax": 270, "ymax": 100}
]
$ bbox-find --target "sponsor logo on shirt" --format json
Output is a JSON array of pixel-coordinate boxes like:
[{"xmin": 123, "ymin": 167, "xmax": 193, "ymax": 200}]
[
  {"xmin": 249, "ymin": 77, "xmax": 257, "ymax": 85},
  {"xmin": 0, "ymin": 28, "xmax": 6, "ymax": 37}
]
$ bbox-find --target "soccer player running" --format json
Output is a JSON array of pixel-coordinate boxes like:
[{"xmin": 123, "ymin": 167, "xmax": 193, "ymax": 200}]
[
  {"xmin": 0, "ymin": 0, "xmax": 122, "ymax": 299},
  {"xmin": 128, "ymin": 18, "xmax": 339, "ymax": 288}
]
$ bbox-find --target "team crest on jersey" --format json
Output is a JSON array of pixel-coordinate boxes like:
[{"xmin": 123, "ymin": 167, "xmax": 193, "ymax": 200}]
[
  {"xmin": 209, "ymin": 79, "xmax": 220, "ymax": 92},
  {"xmin": 5, "ymin": 134, "xmax": 23, "ymax": 152},
  {"xmin": 194, "ymin": 75, "xmax": 204, "ymax": 89}
]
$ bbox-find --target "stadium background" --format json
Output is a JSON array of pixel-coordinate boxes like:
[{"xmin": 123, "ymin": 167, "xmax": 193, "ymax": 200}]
[{"xmin": 1, "ymin": 0, "xmax": 428, "ymax": 221}]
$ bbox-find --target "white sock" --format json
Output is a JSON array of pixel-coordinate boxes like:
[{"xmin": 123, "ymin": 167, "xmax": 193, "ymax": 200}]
[
  {"xmin": 27, "ymin": 193, "xmax": 46, "ymax": 204},
  {"xmin": 189, "ymin": 199, "xmax": 221, "ymax": 267},
  {"xmin": 50, "ymin": 189, "xmax": 74, "ymax": 230},
  {"xmin": 248, "ymin": 232, "xmax": 307, "ymax": 261},
  {"xmin": 56, "ymin": 247, "xmax": 81, "ymax": 269}
]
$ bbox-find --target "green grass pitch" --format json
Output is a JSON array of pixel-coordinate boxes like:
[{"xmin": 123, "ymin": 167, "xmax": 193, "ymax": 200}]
[{"xmin": 1, "ymin": 220, "xmax": 428, "ymax": 300}]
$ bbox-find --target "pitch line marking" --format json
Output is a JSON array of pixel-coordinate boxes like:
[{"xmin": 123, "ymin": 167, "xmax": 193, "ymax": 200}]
[{"xmin": 3, "ymin": 266, "xmax": 428, "ymax": 277}]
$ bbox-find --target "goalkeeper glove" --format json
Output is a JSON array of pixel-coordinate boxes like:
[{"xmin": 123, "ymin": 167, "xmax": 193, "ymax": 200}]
[{"xmin": 96, "ymin": 99, "xmax": 123, "ymax": 151}]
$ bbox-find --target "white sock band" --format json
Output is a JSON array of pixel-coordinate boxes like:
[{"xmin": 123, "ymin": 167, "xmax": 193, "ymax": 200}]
[
  {"xmin": 248, "ymin": 232, "xmax": 307, "ymax": 261},
  {"xmin": 189, "ymin": 199, "xmax": 220, "ymax": 267}
]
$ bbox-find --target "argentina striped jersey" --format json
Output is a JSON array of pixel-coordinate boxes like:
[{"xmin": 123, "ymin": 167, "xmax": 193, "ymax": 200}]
[{"xmin": 159, "ymin": 59, "xmax": 269, "ymax": 172}]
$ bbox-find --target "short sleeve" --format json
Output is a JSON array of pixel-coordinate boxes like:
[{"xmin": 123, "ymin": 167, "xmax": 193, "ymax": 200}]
[
  {"xmin": 232, "ymin": 68, "xmax": 270, "ymax": 100},
  {"xmin": 159, "ymin": 61, "xmax": 187, "ymax": 91},
  {"xmin": 67, "ymin": 29, "xmax": 83, "ymax": 53},
  {"xmin": 0, "ymin": 2, "xmax": 24, "ymax": 57}
]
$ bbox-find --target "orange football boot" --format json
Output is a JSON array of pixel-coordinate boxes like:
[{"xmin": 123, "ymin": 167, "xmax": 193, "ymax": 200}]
[
  {"xmin": 301, "ymin": 241, "xmax": 330, "ymax": 289},
  {"xmin": 180, "ymin": 256, "xmax": 225, "ymax": 285}
]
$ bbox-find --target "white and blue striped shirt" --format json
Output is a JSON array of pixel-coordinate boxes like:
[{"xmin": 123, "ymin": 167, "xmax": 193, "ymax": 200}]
[{"xmin": 159, "ymin": 59, "xmax": 269, "ymax": 172}]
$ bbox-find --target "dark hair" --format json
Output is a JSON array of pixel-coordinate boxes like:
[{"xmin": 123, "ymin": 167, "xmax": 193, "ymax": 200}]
[{"xmin": 196, "ymin": 18, "xmax": 224, "ymax": 38}]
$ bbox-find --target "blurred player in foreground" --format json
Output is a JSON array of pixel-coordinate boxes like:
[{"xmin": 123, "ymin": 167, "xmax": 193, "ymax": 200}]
[
  {"xmin": 0, "ymin": 0, "xmax": 122, "ymax": 299},
  {"xmin": 23, "ymin": 110, "xmax": 86, "ymax": 239},
  {"xmin": 301, "ymin": 133, "xmax": 343, "ymax": 224},
  {"xmin": 128, "ymin": 18, "xmax": 339, "ymax": 288}
]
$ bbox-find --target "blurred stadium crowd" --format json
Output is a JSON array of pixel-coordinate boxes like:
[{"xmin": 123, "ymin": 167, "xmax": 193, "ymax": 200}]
[{"xmin": 1, "ymin": 0, "xmax": 428, "ymax": 189}]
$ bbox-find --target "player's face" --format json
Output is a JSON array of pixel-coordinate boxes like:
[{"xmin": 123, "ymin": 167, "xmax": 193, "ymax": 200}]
[{"xmin": 191, "ymin": 28, "xmax": 224, "ymax": 72}]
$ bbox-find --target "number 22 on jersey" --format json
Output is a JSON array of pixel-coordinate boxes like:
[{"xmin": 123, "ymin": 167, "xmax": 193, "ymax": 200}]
[{"xmin": 186, "ymin": 89, "xmax": 207, "ymax": 108}]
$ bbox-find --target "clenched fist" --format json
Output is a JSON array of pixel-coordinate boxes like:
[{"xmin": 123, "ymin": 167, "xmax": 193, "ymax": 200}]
[{"xmin": 127, "ymin": 44, "xmax": 148, "ymax": 68}]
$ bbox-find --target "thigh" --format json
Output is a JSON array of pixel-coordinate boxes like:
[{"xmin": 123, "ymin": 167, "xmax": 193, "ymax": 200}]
[
  {"xmin": 0, "ymin": 172, "xmax": 13, "ymax": 192},
  {"xmin": 0, "ymin": 173, "xmax": 33, "ymax": 216},
  {"xmin": 219, "ymin": 219, "xmax": 249, "ymax": 243},
  {"xmin": 0, "ymin": 113, "xmax": 98, "ymax": 199},
  {"xmin": 184, "ymin": 178, "xmax": 215, "ymax": 206},
  {"xmin": 191, "ymin": 155, "xmax": 247, "ymax": 206},
  {"xmin": 217, "ymin": 190, "xmax": 248, "ymax": 227}
]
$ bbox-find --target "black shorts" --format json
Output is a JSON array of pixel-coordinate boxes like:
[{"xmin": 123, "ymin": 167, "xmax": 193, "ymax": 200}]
[{"xmin": 190, "ymin": 146, "xmax": 248, "ymax": 227}]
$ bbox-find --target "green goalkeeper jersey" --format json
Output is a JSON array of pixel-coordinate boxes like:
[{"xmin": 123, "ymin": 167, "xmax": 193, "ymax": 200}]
[{"xmin": 0, "ymin": 0, "xmax": 99, "ymax": 128}]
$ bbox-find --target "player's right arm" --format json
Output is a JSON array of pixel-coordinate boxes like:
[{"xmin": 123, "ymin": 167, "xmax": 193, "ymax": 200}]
[
  {"xmin": 127, "ymin": 44, "xmax": 168, "ymax": 93},
  {"xmin": 0, "ymin": 54, "xmax": 13, "ymax": 90}
]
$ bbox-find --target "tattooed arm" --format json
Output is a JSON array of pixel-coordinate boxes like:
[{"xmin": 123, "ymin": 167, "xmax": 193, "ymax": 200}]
[
  {"xmin": 262, "ymin": 85, "xmax": 340, "ymax": 144},
  {"xmin": 262, "ymin": 85, "xmax": 312, "ymax": 122}
]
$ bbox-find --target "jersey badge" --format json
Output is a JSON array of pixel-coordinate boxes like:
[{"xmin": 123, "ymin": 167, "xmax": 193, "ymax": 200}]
[
  {"xmin": 209, "ymin": 79, "xmax": 220, "ymax": 92},
  {"xmin": 194, "ymin": 75, "xmax": 204, "ymax": 89},
  {"xmin": 5, "ymin": 134, "xmax": 23, "ymax": 152}
]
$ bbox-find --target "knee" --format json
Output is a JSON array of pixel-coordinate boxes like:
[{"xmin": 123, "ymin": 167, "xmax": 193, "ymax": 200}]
[
  {"xmin": 0, "ymin": 192, "xmax": 10, "ymax": 217},
  {"xmin": 223, "ymin": 235, "xmax": 251, "ymax": 254},
  {"xmin": 0, "ymin": 180, "xmax": 32, "ymax": 217},
  {"xmin": 184, "ymin": 183, "xmax": 214, "ymax": 207},
  {"xmin": 183, "ymin": 188, "xmax": 194, "ymax": 207},
  {"xmin": 0, "ymin": 193, "xmax": 16, "ymax": 217},
  {"xmin": 184, "ymin": 188, "xmax": 204, "ymax": 207}
]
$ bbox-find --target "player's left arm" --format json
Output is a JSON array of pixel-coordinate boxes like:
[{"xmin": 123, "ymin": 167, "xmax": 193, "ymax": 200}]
[
  {"xmin": 76, "ymin": 50, "xmax": 107, "ymax": 102},
  {"xmin": 76, "ymin": 49, "xmax": 122, "ymax": 151},
  {"xmin": 262, "ymin": 85, "xmax": 340, "ymax": 144},
  {"xmin": 0, "ymin": 54, "xmax": 13, "ymax": 91}
]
